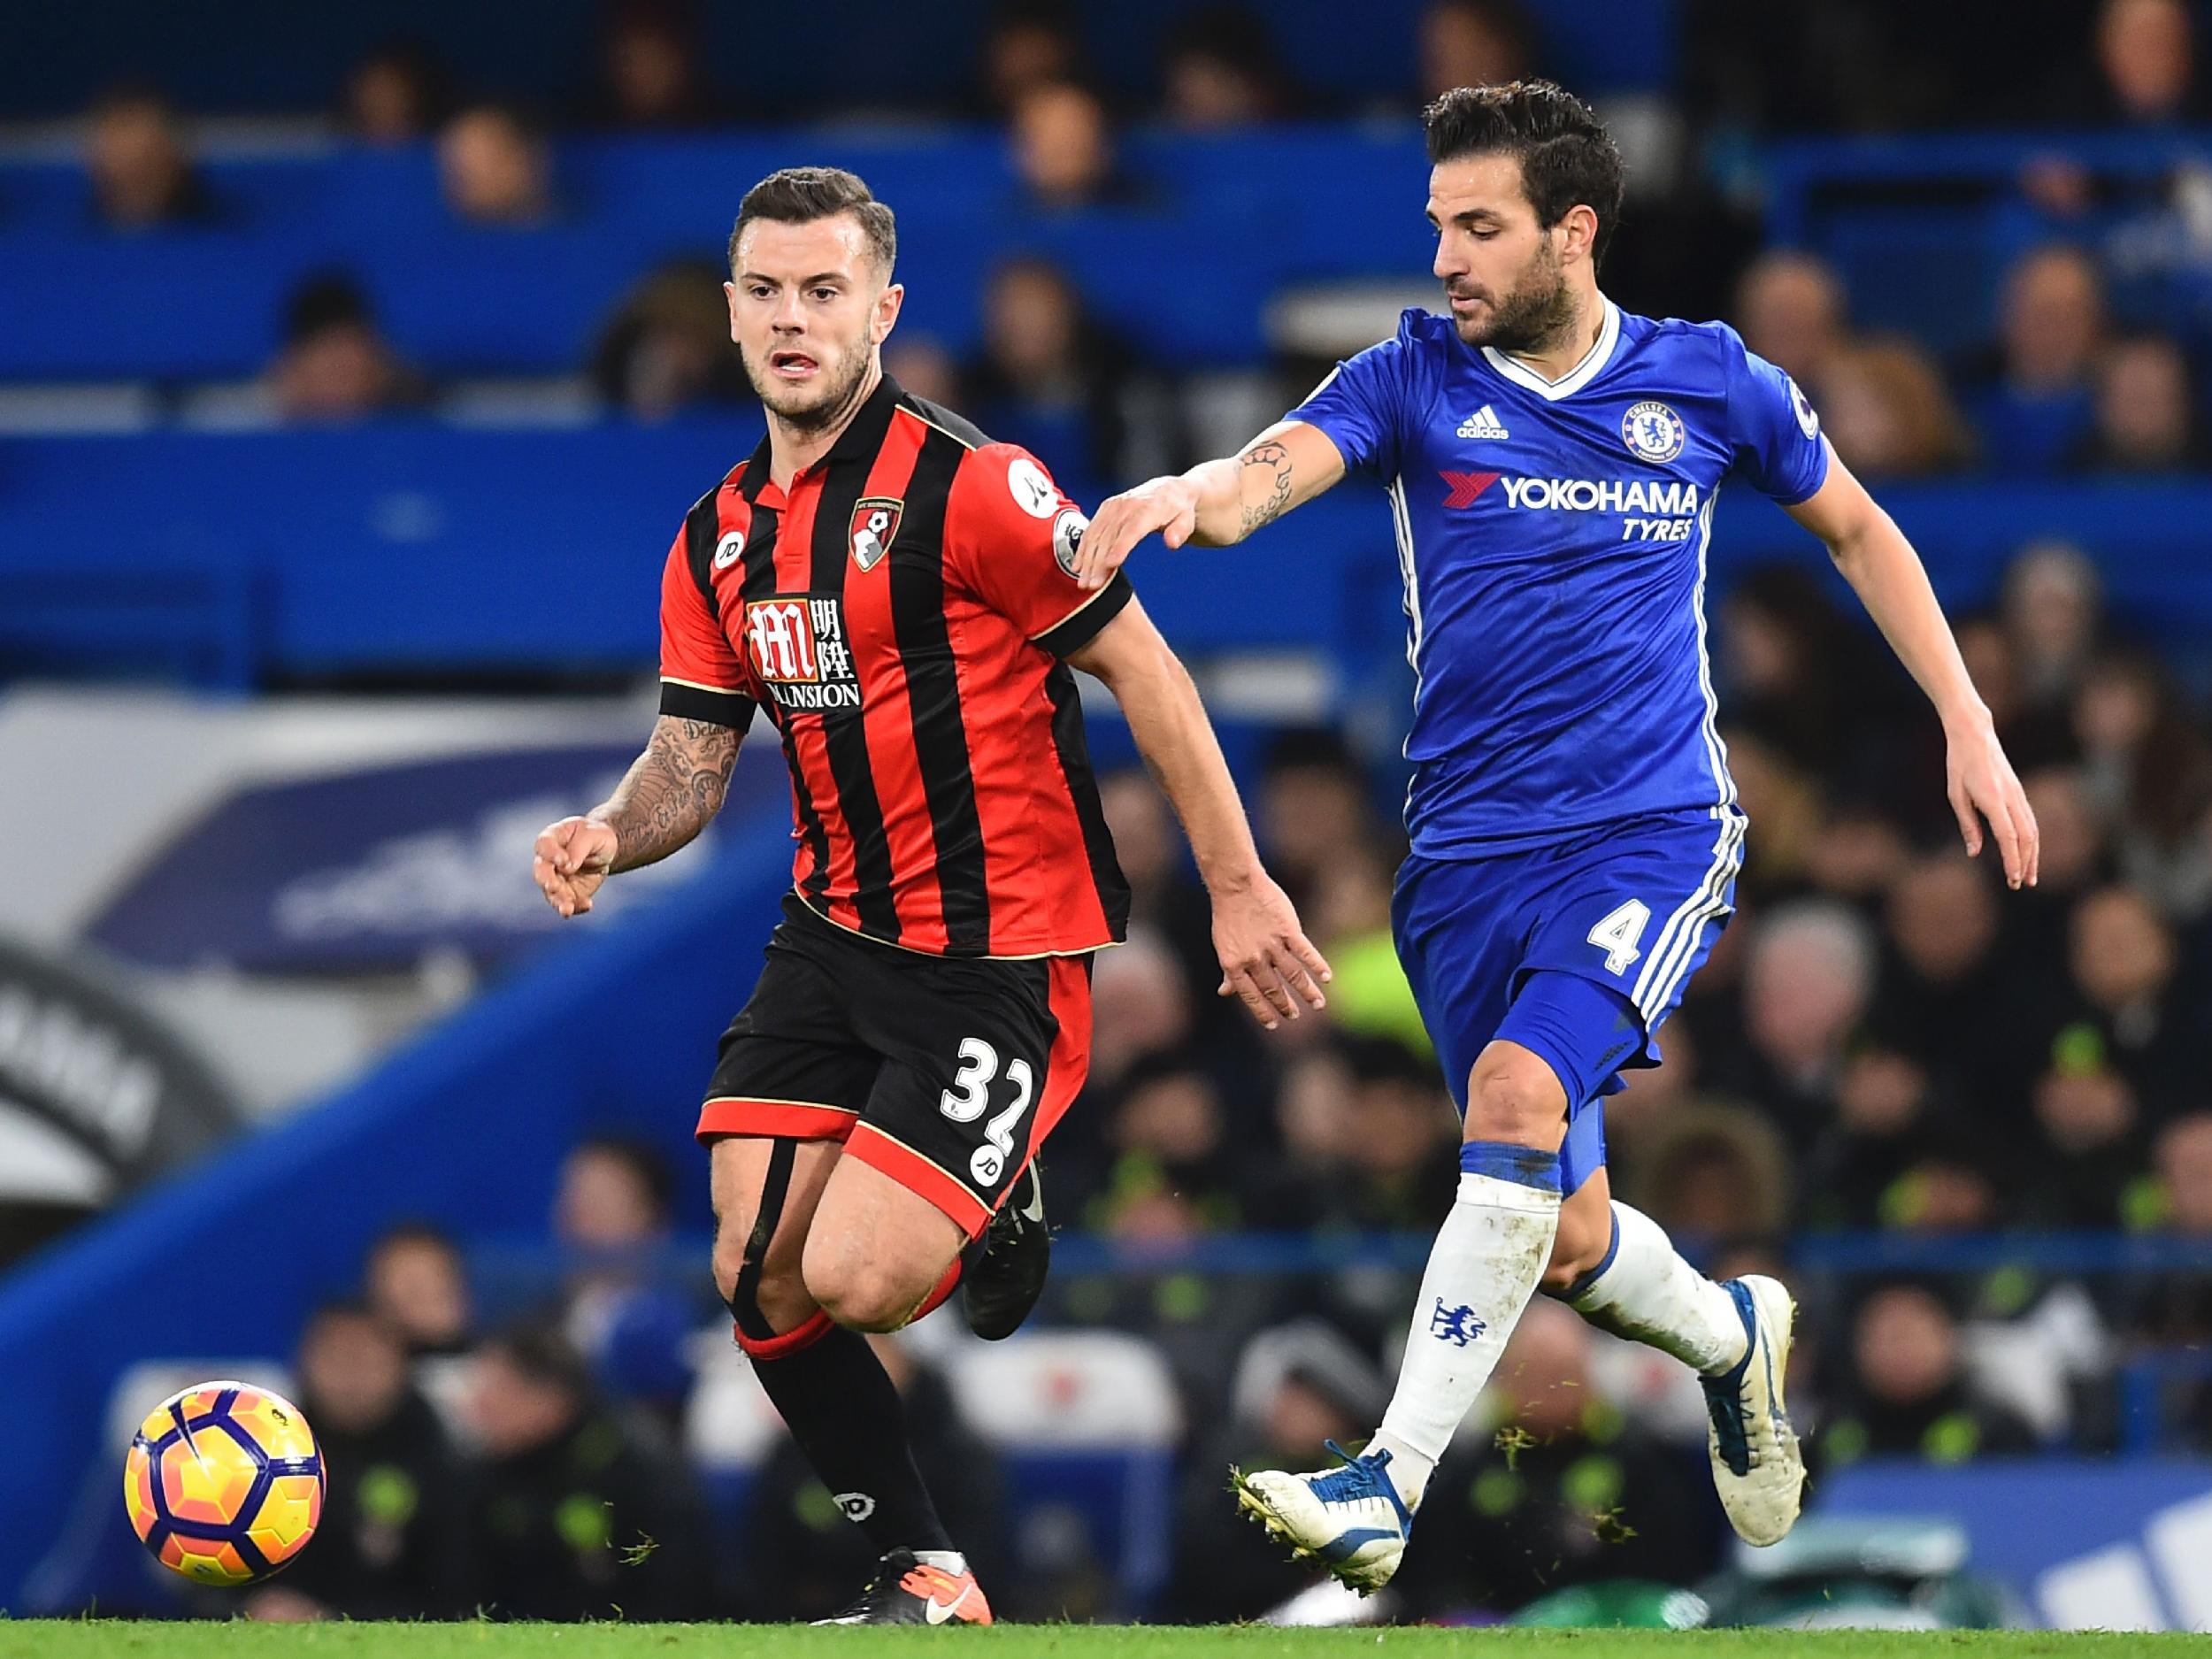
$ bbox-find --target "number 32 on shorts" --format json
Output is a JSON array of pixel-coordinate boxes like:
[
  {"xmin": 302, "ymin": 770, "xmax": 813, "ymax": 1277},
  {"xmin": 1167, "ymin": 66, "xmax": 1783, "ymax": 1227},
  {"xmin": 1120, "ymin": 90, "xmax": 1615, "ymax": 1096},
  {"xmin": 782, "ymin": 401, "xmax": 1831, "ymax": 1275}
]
[
  {"xmin": 939, "ymin": 1038, "xmax": 1034, "ymax": 1187},
  {"xmin": 1586, "ymin": 899, "xmax": 1650, "ymax": 976}
]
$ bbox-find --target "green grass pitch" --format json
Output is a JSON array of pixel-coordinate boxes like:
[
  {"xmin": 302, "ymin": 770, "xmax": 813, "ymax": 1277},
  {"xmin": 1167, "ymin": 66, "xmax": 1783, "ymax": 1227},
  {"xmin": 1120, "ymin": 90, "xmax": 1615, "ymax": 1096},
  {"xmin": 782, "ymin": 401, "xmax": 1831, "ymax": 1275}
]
[{"xmin": 0, "ymin": 1625, "xmax": 2201, "ymax": 1658}]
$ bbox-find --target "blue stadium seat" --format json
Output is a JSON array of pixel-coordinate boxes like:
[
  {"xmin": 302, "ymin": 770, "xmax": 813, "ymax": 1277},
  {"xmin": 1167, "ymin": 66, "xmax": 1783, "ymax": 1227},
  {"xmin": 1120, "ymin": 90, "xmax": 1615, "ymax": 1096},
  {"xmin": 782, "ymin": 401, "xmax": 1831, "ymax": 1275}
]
[
  {"xmin": 0, "ymin": 131, "xmax": 1441, "ymax": 380},
  {"xmin": 1763, "ymin": 131, "xmax": 2212, "ymax": 357}
]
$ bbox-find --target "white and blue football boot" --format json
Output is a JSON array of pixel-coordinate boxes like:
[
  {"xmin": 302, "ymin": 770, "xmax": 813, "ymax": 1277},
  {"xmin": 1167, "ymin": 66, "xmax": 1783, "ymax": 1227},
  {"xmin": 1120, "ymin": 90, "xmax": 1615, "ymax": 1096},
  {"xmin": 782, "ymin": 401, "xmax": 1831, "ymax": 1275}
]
[
  {"xmin": 1701, "ymin": 1275, "xmax": 1805, "ymax": 1547},
  {"xmin": 1232, "ymin": 1440, "xmax": 1416, "ymax": 1594}
]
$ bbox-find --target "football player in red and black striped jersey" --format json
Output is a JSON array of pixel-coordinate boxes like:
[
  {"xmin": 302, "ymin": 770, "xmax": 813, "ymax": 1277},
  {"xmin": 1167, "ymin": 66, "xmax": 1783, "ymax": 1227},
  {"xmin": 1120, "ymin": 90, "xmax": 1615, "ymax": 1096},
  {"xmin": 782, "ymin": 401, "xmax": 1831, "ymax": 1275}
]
[{"xmin": 531, "ymin": 167, "xmax": 1327, "ymax": 1625}]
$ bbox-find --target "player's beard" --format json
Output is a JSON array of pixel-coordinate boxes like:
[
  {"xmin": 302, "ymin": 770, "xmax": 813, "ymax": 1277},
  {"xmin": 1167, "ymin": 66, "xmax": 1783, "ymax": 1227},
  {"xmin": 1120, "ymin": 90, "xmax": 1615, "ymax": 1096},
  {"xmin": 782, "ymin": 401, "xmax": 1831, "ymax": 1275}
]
[
  {"xmin": 746, "ymin": 334, "xmax": 874, "ymax": 433},
  {"xmin": 1448, "ymin": 238, "xmax": 1578, "ymax": 356}
]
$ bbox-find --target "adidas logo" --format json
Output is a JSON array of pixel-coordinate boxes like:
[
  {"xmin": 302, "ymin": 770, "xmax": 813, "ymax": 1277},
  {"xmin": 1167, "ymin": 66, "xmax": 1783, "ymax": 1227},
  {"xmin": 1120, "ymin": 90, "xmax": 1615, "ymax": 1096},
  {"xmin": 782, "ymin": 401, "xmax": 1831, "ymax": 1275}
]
[{"xmin": 1457, "ymin": 404, "xmax": 1510, "ymax": 441}]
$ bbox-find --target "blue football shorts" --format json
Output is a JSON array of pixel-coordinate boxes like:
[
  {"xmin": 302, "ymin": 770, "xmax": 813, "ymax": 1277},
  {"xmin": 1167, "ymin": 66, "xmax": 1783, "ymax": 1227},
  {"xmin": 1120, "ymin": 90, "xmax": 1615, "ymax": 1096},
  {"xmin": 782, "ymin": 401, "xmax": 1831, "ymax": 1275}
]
[{"xmin": 1392, "ymin": 805, "xmax": 1747, "ymax": 1195}]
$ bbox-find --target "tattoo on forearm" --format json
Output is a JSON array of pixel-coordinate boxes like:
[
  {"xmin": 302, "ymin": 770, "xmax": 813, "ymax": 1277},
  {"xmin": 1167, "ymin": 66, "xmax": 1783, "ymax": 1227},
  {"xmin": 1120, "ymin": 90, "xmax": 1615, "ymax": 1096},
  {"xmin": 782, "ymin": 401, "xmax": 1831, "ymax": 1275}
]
[
  {"xmin": 599, "ymin": 717, "xmax": 740, "ymax": 872},
  {"xmin": 1236, "ymin": 441, "xmax": 1294, "ymax": 539}
]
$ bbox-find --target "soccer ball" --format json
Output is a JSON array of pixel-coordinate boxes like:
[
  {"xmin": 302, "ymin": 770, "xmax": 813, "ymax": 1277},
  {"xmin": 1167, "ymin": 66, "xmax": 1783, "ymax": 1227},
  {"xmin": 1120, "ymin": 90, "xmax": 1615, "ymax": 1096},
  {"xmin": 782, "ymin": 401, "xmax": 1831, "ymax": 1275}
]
[{"xmin": 123, "ymin": 1380, "xmax": 326, "ymax": 1586}]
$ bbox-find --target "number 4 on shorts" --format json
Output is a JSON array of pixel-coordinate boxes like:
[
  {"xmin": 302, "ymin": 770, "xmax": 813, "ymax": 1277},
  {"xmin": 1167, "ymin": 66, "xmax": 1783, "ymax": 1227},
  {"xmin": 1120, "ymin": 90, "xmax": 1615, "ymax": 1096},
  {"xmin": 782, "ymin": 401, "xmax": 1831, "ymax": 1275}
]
[{"xmin": 1586, "ymin": 899, "xmax": 1650, "ymax": 976}]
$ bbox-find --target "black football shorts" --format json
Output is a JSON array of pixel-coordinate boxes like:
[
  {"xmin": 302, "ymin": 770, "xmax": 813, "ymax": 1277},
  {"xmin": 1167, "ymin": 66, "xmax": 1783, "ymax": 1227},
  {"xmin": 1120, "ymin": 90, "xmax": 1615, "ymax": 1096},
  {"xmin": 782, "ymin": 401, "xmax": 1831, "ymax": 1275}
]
[{"xmin": 697, "ymin": 894, "xmax": 1094, "ymax": 1238}]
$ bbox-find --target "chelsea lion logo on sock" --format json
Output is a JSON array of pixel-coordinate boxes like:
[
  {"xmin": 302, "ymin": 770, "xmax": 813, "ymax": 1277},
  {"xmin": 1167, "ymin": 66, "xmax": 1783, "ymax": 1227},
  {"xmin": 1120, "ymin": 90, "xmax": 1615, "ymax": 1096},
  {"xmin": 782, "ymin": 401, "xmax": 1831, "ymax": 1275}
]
[{"xmin": 1429, "ymin": 1297, "xmax": 1486, "ymax": 1348}]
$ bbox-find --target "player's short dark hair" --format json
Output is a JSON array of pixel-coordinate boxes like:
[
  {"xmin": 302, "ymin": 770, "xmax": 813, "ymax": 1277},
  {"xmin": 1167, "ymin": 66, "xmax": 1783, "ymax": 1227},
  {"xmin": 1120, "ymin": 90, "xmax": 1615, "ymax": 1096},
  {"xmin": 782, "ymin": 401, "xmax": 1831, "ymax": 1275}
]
[
  {"xmin": 1421, "ymin": 79, "xmax": 1624, "ymax": 269},
  {"xmin": 729, "ymin": 166, "xmax": 897, "ymax": 279}
]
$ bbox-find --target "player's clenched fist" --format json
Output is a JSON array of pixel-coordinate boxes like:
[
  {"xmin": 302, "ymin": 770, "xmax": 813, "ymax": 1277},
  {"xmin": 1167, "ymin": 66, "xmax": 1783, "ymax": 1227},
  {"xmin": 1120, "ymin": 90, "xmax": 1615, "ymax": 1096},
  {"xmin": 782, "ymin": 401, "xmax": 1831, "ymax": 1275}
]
[
  {"xmin": 1071, "ymin": 474, "xmax": 1200, "ymax": 591},
  {"xmin": 533, "ymin": 816, "xmax": 619, "ymax": 918}
]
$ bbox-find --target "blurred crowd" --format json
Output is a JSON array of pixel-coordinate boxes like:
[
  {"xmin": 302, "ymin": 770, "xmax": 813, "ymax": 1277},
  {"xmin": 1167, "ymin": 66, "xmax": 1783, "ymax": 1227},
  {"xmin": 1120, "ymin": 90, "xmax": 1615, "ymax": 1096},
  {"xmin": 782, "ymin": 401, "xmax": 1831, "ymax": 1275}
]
[
  {"xmin": 249, "ymin": 534, "xmax": 2212, "ymax": 1624},
  {"xmin": 269, "ymin": 1137, "xmax": 1727, "ymax": 1624},
  {"xmin": 256, "ymin": 1143, "xmax": 1007, "ymax": 1624},
  {"xmin": 42, "ymin": 0, "xmax": 2212, "ymax": 1628},
  {"xmin": 1736, "ymin": 242, "xmax": 2211, "ymax": 481},
  {"xmin": 30, "ymin": 0, "xmax": 2212, "ymax": 485},
  {"xmin": 246, "ymin": 1142, "xmax": 729, "ymax": 1624}
]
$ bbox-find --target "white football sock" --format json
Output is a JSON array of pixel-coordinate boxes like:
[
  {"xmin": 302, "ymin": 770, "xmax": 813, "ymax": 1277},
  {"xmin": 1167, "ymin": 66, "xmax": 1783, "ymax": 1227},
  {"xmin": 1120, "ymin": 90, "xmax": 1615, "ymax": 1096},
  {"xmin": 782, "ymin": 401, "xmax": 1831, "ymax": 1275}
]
[
  {"xmin": 1370, "ymin": 1165, "xmax": 1561, "ymax": 1509},
  {"xmin": 1563, "ymin": 1202, "xmax": 1747, "ymax": 1376},
  {"xmin": 913, "ymin": 1549, "xmax": 969, "ymax": 1575}
]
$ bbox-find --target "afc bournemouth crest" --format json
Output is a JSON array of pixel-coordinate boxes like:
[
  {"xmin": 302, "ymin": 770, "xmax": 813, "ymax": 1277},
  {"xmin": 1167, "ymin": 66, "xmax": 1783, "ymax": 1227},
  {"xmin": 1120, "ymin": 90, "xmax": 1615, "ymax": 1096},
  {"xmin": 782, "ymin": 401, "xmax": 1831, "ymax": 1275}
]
[{"xmin": 850, "ymin": 497, "xmax": 902, "ymax": 572}]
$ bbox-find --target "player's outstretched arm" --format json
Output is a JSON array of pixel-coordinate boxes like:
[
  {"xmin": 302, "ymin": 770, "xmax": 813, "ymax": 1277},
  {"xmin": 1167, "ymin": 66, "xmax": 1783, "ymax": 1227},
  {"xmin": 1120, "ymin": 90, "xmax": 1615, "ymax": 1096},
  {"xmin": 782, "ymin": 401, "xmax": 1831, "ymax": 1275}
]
[
  {"xmin": 1787, "ymin": 455, "xmax": 2039, "ymax": 889},
  {"xmin": 1066, "ymin": 598, "xmax": 1333, "ymax": 1030},
  {"xmin": 533, "ymin": 714, "xmax": 742, "ymax": 917},
  {"xmin": 1069, "ymin": 420, "xmax": 1348, "ymax": 592}
]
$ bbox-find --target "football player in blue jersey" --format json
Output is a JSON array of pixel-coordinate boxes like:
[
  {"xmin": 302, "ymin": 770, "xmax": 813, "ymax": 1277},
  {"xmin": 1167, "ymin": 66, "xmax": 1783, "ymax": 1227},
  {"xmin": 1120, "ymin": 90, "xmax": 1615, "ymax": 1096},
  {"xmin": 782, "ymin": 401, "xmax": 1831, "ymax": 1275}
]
[{"xmin": 1071, "ymin": 80, "xmax": 2039, "ymax": 1590}]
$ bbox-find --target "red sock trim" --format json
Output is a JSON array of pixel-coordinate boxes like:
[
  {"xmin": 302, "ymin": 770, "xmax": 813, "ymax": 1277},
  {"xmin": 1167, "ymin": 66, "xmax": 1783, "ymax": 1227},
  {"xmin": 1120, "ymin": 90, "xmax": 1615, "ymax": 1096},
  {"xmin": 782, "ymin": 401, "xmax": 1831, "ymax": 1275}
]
[{"xmin": 734, "ymin": 1308, "xmax": 835, "ymax": 1361}]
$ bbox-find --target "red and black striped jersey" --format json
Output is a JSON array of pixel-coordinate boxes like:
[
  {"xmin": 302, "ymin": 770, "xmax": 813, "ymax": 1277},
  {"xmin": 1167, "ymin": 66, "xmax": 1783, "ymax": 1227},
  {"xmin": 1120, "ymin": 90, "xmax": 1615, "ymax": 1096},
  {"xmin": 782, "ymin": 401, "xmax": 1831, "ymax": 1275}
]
[{"xmin": 657, "ymin": 373, "xmax": 1133, "ymax": 959}]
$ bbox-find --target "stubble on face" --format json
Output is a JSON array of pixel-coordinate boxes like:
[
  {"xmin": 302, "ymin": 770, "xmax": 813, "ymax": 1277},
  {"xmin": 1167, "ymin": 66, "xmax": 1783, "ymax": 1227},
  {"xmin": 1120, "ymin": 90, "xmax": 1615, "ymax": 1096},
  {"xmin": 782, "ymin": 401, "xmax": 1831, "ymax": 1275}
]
[
  {"xmin": 1448, "ymin": 234, "xmax": 1578, "ymax": 356},
  {"xmin": 743, "ymin": 327, "xmax": 875, "ymax": 433}
]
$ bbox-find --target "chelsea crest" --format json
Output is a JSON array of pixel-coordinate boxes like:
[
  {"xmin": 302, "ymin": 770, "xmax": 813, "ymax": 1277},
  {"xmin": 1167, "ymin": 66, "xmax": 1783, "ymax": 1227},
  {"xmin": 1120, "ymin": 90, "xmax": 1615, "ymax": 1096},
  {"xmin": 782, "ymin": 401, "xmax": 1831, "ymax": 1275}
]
[{"xmin": 1621, "ymin": 401, "xmax": 1686, "ymax": 465}]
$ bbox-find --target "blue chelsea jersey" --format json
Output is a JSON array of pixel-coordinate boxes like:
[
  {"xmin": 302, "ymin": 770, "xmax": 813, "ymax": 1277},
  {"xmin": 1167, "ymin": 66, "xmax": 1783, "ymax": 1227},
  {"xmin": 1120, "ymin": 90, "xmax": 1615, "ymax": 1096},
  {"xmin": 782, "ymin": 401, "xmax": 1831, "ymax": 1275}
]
[{"xmin": 1290, "ymin": 299, "xmax": 1830, "ymax": 857}]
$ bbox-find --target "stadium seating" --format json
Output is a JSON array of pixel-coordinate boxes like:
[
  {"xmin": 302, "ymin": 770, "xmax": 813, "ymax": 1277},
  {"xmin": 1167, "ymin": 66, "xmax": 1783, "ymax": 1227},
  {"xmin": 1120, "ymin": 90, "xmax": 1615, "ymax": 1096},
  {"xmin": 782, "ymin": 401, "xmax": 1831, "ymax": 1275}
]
[
  {"xmin": 0, "ymin": 0, "xmax": 1676, "ymax": 123},
  {"xmin": 13, "ymin": 126, "xmax": 2200, "ymax": 384},
  {"xmin": 11, "ymin": 119, "xmax": 2212, "ymax": 700},
  {"xmin": 7, "ymin": 426, "xmax": 2212, "ymax": 695},
  {"xmin": 0, "ymin": 131, "xmax": 1435, "ymax": 380},
  {"xmin": 1764, "ymin": 131, "xmax": 2212, "ymax": 353}
]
